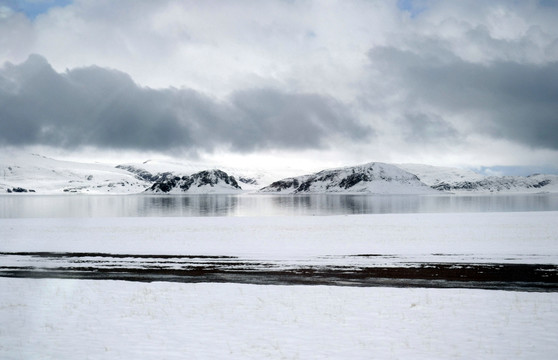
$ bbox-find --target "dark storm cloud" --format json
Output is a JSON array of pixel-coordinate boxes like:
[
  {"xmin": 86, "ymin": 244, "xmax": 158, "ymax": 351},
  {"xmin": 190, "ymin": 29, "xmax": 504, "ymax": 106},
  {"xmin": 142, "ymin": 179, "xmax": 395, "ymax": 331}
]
[
  {"xmin": 400, "ymin": 112, "xmax": 458, "ymax": 144},
  {"xmin": 229, "ymin": 89, "xmax": 371, "ymax": 150},
  {"xmin": 0, "ymin": 55, "xmax": 371, "ymax": 152},
  {"xmin": 368, "ymin": 46, "xmax": 558, "ymax": 149}
]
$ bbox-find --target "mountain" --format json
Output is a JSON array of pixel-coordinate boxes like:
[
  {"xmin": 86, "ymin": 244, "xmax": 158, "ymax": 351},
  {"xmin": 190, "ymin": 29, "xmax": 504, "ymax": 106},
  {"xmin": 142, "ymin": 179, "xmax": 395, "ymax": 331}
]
[
  {"xmin": 2, "ymin": 152, "xmax": 557, "ymax": 195},
  {"xmin": 116, "ymin": 160, "xmax": 279, "ymax": 191},
  {"xmin": 0, "ymin": 152, "xmax": 149, "ymax": 194},
  {"xmin": 430, "ymin": 174, "xmax": 558, "ymax": 193},
  {"xmin": 259, "ymin": 162, "xmax": 438, "ymax": 194},
  {"xmin": 0, "ymin": 152, "xmax": 271, "ymax": 194},
  {"xmin": 145, "ymin": 169, "xmax": 242, "ymax": 194},
  {"xmin": 399, "ymin": 164, "xmax": 558, "ymax": 193},
  {"xmin": 397, "ymin": 164, "xmax": 484, "ymax": 186}
]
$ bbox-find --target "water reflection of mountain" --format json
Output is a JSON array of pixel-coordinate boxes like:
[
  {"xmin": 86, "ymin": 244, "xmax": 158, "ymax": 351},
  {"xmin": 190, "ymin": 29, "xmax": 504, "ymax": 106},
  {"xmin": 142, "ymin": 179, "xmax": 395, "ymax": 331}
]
[{"xmin": 1, "ymin": 193, "xmax": 558, "ymax": 218}]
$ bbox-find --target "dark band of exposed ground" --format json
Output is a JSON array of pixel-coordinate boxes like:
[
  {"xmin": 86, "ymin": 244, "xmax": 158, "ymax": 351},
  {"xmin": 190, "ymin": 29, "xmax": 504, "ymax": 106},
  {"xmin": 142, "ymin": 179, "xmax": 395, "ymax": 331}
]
[{"xmin": 1, "ymin": 252, "xmax": 557, "ymax": 292}]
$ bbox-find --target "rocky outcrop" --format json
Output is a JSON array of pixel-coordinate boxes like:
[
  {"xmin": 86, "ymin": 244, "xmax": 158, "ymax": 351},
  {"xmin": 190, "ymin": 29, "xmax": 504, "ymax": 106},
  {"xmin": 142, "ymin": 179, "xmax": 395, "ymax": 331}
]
[
  {"xmin": 431, "ymin": 175, "xmax": 555, "ymax": 193},
  {"xmin": 6, "ymin": 187, "xmax": 36, "ymax": 193},
  {"xmin": 115, "ymin": 165, "xmax": 164, "ymax": 182},
  {"xmin": 146, "ymin": 169, "xmax": 241, "ymax": 193}
]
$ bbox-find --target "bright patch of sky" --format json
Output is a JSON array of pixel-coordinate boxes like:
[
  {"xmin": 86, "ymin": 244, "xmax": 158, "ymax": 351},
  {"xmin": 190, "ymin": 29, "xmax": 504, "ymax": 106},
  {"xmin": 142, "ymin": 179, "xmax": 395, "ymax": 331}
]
[
  {"xmin": 0, "ymin": 0, "xmax": 71, "ymax": 19},
  {"xmin": 396, "ymin": 0, "xmax": 427, "ymax": 17},
  {"xmin": 477, "ymin": 166, "xmax": 558, "ymax": 177}
]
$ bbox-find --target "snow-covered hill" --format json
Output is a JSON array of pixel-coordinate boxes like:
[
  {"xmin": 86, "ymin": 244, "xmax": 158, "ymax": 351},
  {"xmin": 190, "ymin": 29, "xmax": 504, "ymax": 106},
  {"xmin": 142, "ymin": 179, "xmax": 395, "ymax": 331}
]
[
  {"xmin": 2, "ymin": 152, "xmax": 557, "ymax": 195},
  {"xmin": 398, "ymin": 164, "xmax": 485, "ymax": 186},
  {"xmin": 145, "ymin": 169, "xmax": 242, "ymax": 194},
  {"xmin": 430, "ymin": 174, "xmax": 558, "ymax": 193},
  {"xmin": 116, "ymin": 160, "xmax": 275, "ymax": 191},
  {"xmin": 0, "ymin": 153, "xmax": 266, "ymax": 194},
  {"xmin": 259, "ymin": 162, "xmax": 438, "ymax": 194},
  {"xmin": 399, "ymin": 163, "xmax": 558, "ymax": 194},
  {"xmin": 0, "ymin": 152, "xmax": 149, "ymax": 194}
]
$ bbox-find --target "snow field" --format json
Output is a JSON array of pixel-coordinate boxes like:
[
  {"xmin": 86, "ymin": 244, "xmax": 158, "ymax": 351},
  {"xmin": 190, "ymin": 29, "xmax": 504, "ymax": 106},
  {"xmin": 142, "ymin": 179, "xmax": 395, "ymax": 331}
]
[
  {"xmin": 1, "ymin": 212, "xmax": 557, "ymax": 263},
  {"xmin": 1, "ymin": 278, "xmax": 557, "ymax": 360}
]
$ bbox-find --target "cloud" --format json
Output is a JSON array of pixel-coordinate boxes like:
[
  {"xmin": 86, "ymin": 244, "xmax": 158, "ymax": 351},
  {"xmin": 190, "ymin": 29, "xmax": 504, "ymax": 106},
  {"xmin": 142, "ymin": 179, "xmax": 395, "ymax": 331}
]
[
  {"xmin": 400, "ymin": 112, "xmax": 459, "ymax": 144},
  {"xmin": 0, "ymin": 55, "xmax": 372, "ymax": 152},
  {"xmin": 368, "ymin": 46, "xmax": 558, "ymax": 150},
  {"xmin": 1, "ymin": 0, "xmax": 558, "ymax": 169}
]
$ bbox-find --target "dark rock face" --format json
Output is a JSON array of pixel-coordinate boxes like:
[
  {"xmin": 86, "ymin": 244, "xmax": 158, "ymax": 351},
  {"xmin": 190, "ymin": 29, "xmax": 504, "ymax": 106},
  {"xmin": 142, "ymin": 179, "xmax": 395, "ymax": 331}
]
[
  {"xmin": 6, "ymin": 187, "xmax": 35, "ymax": 193},
  {"xmin": 432, "ymin": 177, "xmax": 553, "ymax": 192},
  {"xmin": 339, "ymin": 173, "xmax": 371, "ymax": 189},
  {"xmin": 265, "ymin": 178, "xmax": 300, "ymax": 192},
  {"xmin": 533, "ymin": 179, "xmax": 551, "ymax": 188},
  {"xmin": 239, "ymin": 177, "xmax": 258, "ymax": 186},
  {"xmin": 115, "ymin": 165, "xmax": 163, "ymax": 182},
  {"xmin": 147, "ymin": 169, "xmax": 241, "ymax": 193}
]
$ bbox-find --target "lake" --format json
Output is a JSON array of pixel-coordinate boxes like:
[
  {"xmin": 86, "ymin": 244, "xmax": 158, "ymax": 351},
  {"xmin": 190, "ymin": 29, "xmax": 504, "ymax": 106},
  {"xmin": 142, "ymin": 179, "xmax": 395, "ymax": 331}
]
[{"xmin": 1, "ymin": 193, "xmax": 558, "ymax": 218}]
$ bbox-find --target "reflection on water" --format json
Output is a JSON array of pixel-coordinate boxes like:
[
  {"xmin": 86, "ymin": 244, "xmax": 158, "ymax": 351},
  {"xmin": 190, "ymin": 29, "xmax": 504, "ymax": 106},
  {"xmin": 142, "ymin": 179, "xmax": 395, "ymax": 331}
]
[{"xmin": 1, "ymin": 193, "xmax": 558, "ymax": 218}]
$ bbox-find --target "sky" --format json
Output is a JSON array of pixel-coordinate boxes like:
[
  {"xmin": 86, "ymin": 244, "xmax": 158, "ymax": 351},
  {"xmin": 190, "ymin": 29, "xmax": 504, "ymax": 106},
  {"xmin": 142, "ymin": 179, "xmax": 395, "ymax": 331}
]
[{"xmin": 1, "ymin": 0, "xmax": 557, "ymax": 175}]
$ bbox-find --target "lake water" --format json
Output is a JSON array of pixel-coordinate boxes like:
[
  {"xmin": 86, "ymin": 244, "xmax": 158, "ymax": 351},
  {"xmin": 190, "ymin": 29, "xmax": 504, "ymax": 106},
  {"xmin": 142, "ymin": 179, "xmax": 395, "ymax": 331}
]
[{"xmin": 1, "ymin": 193, "xmax": 558, "ymax": 218}]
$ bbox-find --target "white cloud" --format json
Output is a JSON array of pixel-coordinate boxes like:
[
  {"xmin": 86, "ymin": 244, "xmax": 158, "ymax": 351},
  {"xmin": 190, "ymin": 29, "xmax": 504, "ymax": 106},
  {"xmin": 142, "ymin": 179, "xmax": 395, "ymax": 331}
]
[{"xmin": 1, "ymin": 0, "xmax": 558, "ymax": 171}]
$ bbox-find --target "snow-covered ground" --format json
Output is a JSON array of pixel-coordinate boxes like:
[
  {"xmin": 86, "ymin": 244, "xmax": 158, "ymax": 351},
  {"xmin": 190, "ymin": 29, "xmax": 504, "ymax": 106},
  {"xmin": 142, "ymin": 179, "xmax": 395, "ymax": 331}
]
[
  {"xmin": 2, "ymin": 212, "xmax": 558, "ymax": 359},
  {"xmin": 2, "ymin": 212, "xmax": 557, "ymax": 263},
  {"xmin": 1, "ymin": 278, "xmax": 557, "ymax": 359}
]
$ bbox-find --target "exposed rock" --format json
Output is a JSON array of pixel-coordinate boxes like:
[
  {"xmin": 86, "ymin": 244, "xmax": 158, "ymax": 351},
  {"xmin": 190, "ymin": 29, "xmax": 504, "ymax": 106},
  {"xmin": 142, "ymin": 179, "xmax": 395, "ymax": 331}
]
[
  {"xmin": 146, "ymin": 169, "xmax": 241, "ymax": 193},
  {"xmin": 7, "ymin": 187, "xmax": 35, "ymax": 193},
  {"xmin": 431, "ymin": 176, "xmax": 554, "ymax": 193},
  {"xmin": 115, "ymin": 165, "xmax": 161, "ymax": 182},
  {"xmin": 238, "ymin": 177, "xmax": 259, "ymax": 186},
  {"xmin": 260, "ymin": 162, "xmax": 433, "ymax": 194}
]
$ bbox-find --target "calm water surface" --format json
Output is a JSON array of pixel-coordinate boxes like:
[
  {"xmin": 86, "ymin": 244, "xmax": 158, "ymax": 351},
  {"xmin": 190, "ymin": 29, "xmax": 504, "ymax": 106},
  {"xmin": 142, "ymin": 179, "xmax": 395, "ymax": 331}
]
[{"xmin": 1, "ymin": 193, "xmax": 558, "ymax": 218}]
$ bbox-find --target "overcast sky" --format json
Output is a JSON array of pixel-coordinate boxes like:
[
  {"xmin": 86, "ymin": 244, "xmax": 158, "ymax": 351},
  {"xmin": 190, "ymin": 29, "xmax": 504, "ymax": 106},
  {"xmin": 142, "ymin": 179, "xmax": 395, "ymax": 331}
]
[{"xmin": 1, "ymin": 0, "xmax": 557, "ymax": 174}]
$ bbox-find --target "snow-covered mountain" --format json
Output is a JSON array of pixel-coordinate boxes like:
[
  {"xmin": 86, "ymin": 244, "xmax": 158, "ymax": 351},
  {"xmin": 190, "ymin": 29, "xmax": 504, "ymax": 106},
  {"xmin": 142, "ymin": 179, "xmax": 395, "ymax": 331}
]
[
  {"xmin": 0, "ymin": 152, "xmax": 264, "ymax": 194},
  {"xmin": 0, "ymin": 152, "xmax": 149, "ymax": 194},
  {"xmin": 2, "ymin": 152, "xmax": 557, "ymax": 195},
  {"xmin": 430, "ymin": 174, "xmax": 558, "ymax": 193},
  {"xmin": 145, "ymin": 169, "xmax": 242, "ymax": 194},
  {"xmin": 116, "ymin": 160, "xmax": 275, "ymax": 191},
  {"xmin": 398, "ymin": 164, "xmax": 485, "ymax": 186},
  {"xmin": 259, "ymin": 162, "xmax": 438, "ymax": 194},
  {"xmin": 399, "ymin": 163, "xmax": 558, "ymax": 194}
]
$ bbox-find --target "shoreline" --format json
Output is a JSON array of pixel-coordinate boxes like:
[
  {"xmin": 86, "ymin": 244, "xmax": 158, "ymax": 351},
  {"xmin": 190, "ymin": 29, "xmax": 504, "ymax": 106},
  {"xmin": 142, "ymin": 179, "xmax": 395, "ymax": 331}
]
[{"xmin": 2, "ymin": 251, "xmax": 557, "ymax": 292}]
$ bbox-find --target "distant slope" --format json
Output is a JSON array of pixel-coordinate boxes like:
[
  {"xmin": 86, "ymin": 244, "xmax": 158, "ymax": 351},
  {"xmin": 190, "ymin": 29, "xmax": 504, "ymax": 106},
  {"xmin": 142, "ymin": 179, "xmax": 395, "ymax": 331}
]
[
  {"xmin": 399, "ymin": 164, "xmax": 558, "ymax": 193},
  {"xmin": 398, "ymin": 164, "xmax": 484, "ymax": 186},
  {"xmin": 259, "ymin": 162, "xmax": 437, "ymax": 194},
  {"xmin": 0, "ymin": 152, "xmax": 149, "ymax": 194},
  {"xmin": 430, "ymin": 174, "xmax": 558, "ymax": 193}
]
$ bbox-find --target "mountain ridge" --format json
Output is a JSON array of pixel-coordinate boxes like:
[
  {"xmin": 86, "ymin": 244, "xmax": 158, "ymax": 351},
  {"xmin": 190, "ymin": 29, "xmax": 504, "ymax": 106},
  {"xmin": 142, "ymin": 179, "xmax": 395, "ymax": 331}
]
[
  {"xmin": 259, "ymin": 162, "xmax": 438, "ymax": 194},
  {"xmin": 1, "ymin": 152, "xmax": 557, "ymax": 195}
]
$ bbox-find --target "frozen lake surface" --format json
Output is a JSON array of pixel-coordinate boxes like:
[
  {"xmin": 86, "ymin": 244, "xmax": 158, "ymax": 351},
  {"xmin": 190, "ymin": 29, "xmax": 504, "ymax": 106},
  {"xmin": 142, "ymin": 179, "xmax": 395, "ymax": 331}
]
[
  {"xmin": 1, "ymin": 195, "xmax": 558, "ymax": 359},
  {"xmin": 1, "ymin": 193, "xmax": 558, "ymax": 218}
]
